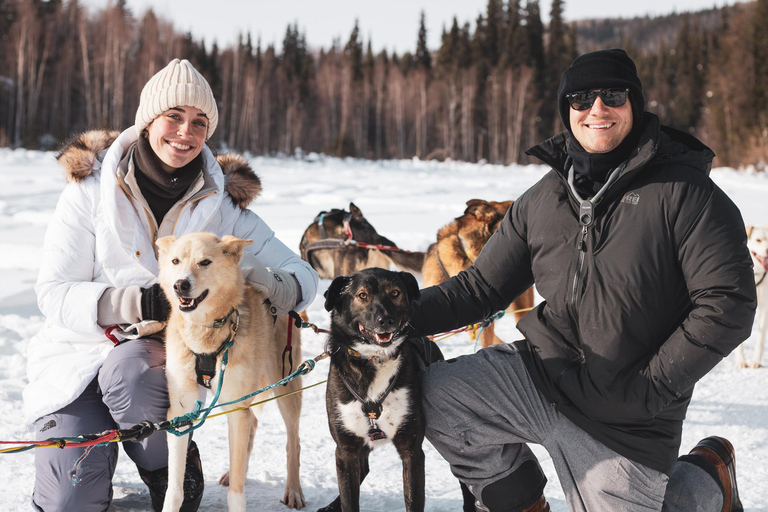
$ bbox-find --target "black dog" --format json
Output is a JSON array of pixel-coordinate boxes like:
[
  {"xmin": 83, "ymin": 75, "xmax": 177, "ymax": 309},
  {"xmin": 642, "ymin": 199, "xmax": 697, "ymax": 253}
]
[{"xmin": 318, "ymin": 268, "xmax": 441, "ymax": 512}]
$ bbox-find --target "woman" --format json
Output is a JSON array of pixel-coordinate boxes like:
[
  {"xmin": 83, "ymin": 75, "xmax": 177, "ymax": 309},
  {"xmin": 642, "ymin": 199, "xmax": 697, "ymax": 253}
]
[{"xmin": 24, "ymin": 59, "xmax": 318, "ymax": 512}]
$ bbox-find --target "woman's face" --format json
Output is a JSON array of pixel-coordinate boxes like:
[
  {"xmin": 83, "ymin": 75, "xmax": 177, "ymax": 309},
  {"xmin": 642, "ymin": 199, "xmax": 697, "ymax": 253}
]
[{"xmin": 146, "ymin": 106, "xmax": 208, "ymax": 173}]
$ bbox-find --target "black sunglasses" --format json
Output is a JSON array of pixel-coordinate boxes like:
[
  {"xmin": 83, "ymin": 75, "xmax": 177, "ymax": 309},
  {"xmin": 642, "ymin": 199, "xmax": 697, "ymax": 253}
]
[{"xmin": 565, "ymin": 88, "xmax": 630, "ymax": 111}]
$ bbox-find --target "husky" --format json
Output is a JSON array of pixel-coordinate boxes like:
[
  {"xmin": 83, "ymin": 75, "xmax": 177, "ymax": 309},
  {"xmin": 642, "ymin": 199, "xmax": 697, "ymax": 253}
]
[
  {"xmin": 156, "ymin": 233, "xmax": 305, "ymax": 511},
  {"xmin": 421, "ymin": 199, "xmax": 534, "ymax": 348},
  {"xmin": 736, "ymin": 226, "xmax": 768, "ymax": 368},
  {"xmin": 299, "ymin": 203, "xmax": 425, "ymax": 280}
]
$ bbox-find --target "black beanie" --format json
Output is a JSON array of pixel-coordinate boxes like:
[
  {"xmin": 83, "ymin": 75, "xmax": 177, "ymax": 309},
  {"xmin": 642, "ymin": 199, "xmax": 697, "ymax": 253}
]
[{"xmin": 557, "ymin": 48, "xmax": 645, "ymax": 132}]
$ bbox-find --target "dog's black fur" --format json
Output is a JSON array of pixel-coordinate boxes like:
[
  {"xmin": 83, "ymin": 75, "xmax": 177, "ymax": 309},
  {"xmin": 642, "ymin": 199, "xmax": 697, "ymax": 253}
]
[
  {"xmin": 318, "ymin": 268, "xmax": 434, "ymax": 512},
  {"xmin": 317, "ymin": 268, "xmax": 476, "ymax": 512}
]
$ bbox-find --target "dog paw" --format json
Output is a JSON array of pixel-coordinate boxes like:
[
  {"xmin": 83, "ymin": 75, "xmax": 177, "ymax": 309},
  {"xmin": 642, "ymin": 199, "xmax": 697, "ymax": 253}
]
[
  {"xmin": 735, "ymin": 361, "xmax": 748, "ymax": 369},
  {"xmin": 749, "ymin": 362, "xmax": 763, "ymax": 369},
  {"xmin": 218, "ymin": 471, "xmax": 230, "ymax": 487},
  {"xmin": 315, "ymin": 496, "xmax": 341, "ymax": 512},
  {"xmin": 281, "ymin": 488, "xmax": 306, "ymax": 509}
]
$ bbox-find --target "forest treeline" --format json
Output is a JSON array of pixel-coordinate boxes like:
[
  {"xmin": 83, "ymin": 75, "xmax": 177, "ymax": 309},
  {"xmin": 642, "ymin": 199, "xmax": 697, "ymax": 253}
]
[{"xmin": 2, "ymin": 0, "xmax": 768, "ymax": 168}]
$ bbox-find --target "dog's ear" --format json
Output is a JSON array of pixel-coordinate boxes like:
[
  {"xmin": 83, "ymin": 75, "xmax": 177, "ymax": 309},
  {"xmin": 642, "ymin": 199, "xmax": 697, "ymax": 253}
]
[
  {"xmin": 324, "ymin": 275, "xmax": 352, "ymax": 312},
  {"xmin": 492, "ymin": 200, "xmax": 514, "ymax": 218},
  {"xmin": 221, "ymin": 235, "xmax": 254, "ymax": 260},
  {"xmin": 349, "ymin": 202, "xmax": 363, "ymax": 217},
  {"xmin": 464, "ymin": 199, "xmax": 496, "ymax": 224},
  {"xmin": 398, "ymin": 271, "xmax": 421, "ymax": 302},
  {"xmin": 155, "ymin": 235, "xmax": 177, "ymax": 255}
]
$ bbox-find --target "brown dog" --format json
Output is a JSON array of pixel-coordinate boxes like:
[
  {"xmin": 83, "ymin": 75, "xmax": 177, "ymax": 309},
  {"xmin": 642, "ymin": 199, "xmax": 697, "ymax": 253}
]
[
  {"xmin": 422, "ymin": 199, "xmax": 534, "ymax": 348},
  {"xmin": 299, "ymin": 203, "xmax": 425, "ymax": 280}
]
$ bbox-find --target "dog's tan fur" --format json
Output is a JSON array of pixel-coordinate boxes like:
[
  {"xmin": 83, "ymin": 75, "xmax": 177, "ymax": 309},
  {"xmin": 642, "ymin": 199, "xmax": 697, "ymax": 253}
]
[
  {"xmin": 736, "ymin": 225, "xmax": 768, "ymax": 368},
  {"xmin": 422, "ymin": 199, "xmax": 534, "ymax": 348},
  {"xmin": 157, "ymin": 233, "xmax": 304, "ymax": 512}
]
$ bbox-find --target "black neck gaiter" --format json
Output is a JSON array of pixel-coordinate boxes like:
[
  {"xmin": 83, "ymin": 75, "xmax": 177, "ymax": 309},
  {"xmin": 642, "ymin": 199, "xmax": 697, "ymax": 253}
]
[
  {"xmin": 133, "ymin": 136, "xmax": 202, "ymax": 225},
  {"xmin": 567, "ymin": 114, "xmax": 647, "ymax": 196}
]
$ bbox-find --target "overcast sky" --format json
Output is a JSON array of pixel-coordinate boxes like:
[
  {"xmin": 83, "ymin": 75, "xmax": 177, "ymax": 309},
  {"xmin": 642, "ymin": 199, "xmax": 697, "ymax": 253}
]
[{"xmin": 82, "ymin": 0, "xmax": 739, "ymax": 53}]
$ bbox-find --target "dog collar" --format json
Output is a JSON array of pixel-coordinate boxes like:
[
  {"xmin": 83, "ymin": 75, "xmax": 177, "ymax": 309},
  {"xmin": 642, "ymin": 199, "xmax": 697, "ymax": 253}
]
[
  {"xmin": 347, "ymin": 348, "xmax": 378, "ymax": 361},
  {"xmin": 195, "ymin": 308, "xmax": 240, "ymax": 388},
  {"xmin": 338, "ymin": 369, "xmax": 400, "ymax": 442}
]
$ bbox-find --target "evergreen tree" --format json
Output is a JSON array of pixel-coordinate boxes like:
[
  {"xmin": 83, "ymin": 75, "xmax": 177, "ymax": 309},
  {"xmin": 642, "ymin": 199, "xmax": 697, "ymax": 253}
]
[
  {"xmin": 436, "ymin": 19, "xmax": 460, "ymax": 76},
  {"xmin": 364, "ymin": 39, "xmax": 375, "ymax": 82},
  {"xmin": 484, "ymin": 0, "xmax": 505, "ymax": 67},
  {"xmin": 500, "ymin": 0, "xmax": 525, "ymax": 69},
  {"xmin": 524, "ymin": 0, "xmax": 545, "ymax": 82},
  {"xmin": 457, "ymin": 22, "xmax": 473, "ymax": 69},
  {"xmin": 346, "ymin": 20, "xmax": 363, "ymax": 82},
  {"xmin": 416, "ymin": 11, "xmax": 432, "ymax": 70},
  {"xmin": 544, "ymin": 0, "xmax": 569, "ymax": 132},
  {"xmin": 523, "ymin": 0, "xmax": 546, "ymax": 140},
  {"xmin": 752, "ymin": 0, "xmax": 768, "ymax": 127}
]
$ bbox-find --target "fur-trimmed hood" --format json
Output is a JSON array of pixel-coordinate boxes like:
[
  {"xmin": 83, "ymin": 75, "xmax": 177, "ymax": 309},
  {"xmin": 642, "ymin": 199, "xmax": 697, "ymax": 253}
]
[{"xmin": 57, "ymin": 130, "xmax": 262, "ymax": 209}]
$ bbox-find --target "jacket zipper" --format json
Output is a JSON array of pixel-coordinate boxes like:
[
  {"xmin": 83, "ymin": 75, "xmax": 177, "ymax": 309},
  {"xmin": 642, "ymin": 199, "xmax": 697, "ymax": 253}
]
[{"xmin": 571, "ymin": 224, "xmax": 588, "ymax": 307}]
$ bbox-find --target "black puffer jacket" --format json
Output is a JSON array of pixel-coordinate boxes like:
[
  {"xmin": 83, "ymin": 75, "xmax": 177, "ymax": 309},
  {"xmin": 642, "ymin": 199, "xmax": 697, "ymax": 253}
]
[{"xmin": 413, "ymin": 114, "xmax": 756, "ymax": 474}]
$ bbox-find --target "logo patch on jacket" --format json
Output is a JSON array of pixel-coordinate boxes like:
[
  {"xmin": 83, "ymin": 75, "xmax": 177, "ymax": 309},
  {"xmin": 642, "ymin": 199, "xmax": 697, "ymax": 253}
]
[
  {"xmin": 40, "ymin": 420, "xmax": 56, "ymax": 432},
  {"xmin": 621, "ymin": 192, "xmax": 640, "ymax": 205}
]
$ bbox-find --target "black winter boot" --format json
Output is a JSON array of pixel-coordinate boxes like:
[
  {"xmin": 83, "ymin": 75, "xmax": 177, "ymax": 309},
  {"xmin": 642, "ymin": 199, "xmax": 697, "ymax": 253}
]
[{"xmin": 137, "ymin": 440, "xmax": 205, "ymax": 512}]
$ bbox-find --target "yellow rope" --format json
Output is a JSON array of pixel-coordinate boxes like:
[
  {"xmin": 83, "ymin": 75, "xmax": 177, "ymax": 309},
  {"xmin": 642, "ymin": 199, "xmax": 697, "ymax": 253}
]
[
  {"xmin": 1, "ymin": 379, "xmax": 329, "ymax": 453},
  {"xmin": 201, "ymin": 380, "xmax": 327, "ymax": 421}
]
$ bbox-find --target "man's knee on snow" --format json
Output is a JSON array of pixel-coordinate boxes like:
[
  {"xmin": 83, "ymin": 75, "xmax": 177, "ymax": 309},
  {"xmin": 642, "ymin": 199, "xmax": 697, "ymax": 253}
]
[{"xmin": 473, "ymin": 460, "xmax": 547, "ymax": 512}]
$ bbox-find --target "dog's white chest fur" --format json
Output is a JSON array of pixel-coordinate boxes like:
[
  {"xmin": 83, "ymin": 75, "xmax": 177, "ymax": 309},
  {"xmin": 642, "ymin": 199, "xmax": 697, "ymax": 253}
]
[{"xmin": 337, "ymin": 357, "xmax": 411, "ymax": 448}]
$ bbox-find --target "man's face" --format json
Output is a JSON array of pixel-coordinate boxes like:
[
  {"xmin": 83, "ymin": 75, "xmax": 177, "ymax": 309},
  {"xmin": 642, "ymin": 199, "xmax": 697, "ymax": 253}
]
[{"xmin": 569, "ymin": 92, "xmax": 633, "ymax": 154}]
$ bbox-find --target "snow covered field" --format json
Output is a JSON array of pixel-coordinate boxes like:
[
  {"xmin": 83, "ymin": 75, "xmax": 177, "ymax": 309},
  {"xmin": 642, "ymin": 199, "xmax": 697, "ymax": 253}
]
[{"xmin": 1, "ymin": 148, "xmax": 767, "ymax": 511}]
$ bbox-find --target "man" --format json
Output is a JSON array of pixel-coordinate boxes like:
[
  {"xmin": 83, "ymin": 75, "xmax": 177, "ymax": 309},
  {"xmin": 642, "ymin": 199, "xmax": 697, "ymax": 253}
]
[{"xmin": 411, "ymin": 49, "xmax": 755, "ymax": 512}]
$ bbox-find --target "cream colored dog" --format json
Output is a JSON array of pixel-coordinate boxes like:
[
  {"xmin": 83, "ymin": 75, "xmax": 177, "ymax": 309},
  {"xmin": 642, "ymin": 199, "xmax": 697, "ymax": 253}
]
[
  {"xmin": 157, "ymin": 233, "xmax": 305, "ymax": 511},
  {"xmin": 736, "ymin": 226, "xmax": 768, "ymax": 368}
]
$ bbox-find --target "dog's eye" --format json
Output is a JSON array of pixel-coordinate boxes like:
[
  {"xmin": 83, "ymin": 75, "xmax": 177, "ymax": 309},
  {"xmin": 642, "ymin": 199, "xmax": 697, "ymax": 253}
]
[
  {"xmin": 199, "ymin": 259, "xmax": 212, "ymax": 267},
  {"xmin": 357, "ymin": 292, "xmax": 368, "ymax": 301},
  {"xmin": 171, "ymin": 258, "xmax": 180, "ymax": 265},
  {"xmin": 390, "ymin": 289, "xmax": 401, "ymax": 298}
]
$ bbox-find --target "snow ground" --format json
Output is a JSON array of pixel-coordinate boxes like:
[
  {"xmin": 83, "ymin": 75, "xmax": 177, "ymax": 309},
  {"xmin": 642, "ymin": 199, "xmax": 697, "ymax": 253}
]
[{"xmin": 0, "ymin": 149, "xmax": 767, "ymax": 511}]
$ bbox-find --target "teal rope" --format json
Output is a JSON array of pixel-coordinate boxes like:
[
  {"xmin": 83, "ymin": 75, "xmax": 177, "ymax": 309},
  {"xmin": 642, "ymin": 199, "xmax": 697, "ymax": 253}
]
[
  {"xmin": 166, "ymin": 345, "xmax": 317, "ymax": 437},
  {"xmin": 473, "ymin": 310, "xmax": 506, "ymax": 352},
  {"xmin": 166, "ymin": 340, "xmax": 234, "ymax": 437}
]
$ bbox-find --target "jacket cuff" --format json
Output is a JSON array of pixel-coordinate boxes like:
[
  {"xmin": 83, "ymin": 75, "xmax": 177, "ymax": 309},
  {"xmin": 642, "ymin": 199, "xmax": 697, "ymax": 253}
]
[
  {"xmin": 97, "ymin": 285, "xmax": 142, "ymax": 327},
  {"xmin": 240, "ymin": 252, "xmax": 300, "ymax": 315}
]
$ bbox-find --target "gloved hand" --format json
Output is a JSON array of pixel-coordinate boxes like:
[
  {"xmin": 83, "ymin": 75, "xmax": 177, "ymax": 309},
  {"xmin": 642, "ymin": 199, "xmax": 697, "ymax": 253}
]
[
  {"xmin": 240, "ymin": 252, "xmax": 301, "ymax": 316},
  {"xmin": 141, "ymin": 283, "xmax": 171, "ymax": 322}
]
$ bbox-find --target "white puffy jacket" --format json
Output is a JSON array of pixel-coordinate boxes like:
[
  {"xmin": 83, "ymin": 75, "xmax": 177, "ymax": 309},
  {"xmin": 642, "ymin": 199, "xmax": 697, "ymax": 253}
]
[{"xmin": 23, "ymin": 128, "xmax": 318, "ymax": 425}]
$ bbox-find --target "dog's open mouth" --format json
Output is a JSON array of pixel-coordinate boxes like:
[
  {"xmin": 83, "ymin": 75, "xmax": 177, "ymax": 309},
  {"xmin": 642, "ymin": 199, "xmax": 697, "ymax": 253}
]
[
  {"xmin": 754, "ymin": 251, "xmax": 768, "ymax": 273},
  {"xmin": 177, "ymin": 290, "xmax": 209, "ymax": 312},
  {"xmin": 358, "ymin": 323, "xmax": 395, "ymax": 346}
]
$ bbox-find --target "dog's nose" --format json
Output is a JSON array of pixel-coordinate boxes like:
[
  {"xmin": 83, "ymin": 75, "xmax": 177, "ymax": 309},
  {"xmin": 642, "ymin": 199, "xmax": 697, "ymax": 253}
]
[
  {"xmin": 174, "ymin": 279, "xmax": 191, "ymax": 294},
  {"xmin": 376, "ymin": 315, "xmax": 396, "ymax": 328}
]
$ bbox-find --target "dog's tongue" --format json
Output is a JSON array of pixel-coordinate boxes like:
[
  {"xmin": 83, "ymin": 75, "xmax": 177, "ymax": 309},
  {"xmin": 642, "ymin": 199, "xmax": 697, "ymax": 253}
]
[
  {"xmin": 755, "ymin": 252, "xmax": 768, "ymax": 273},
  {"xmin": 375, "ymin": 332, "xmax": 393, "ymax": 343}
]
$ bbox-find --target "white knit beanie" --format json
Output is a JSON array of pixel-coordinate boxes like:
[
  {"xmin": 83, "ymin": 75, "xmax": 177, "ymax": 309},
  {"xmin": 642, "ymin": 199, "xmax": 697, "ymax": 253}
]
[{"xmin": 135, "ymin": 59, "xmax": 219, "ymax": 139}]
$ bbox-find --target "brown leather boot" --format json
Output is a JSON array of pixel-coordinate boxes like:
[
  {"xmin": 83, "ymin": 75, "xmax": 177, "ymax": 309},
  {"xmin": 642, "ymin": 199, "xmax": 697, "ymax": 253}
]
[
  {"xmin": 687, "ymin": 436, "xmax": 743, "ymax": 512},
  {"xmin": 520, "ymin": 495, "xmax": 550, "ymax": 512}
]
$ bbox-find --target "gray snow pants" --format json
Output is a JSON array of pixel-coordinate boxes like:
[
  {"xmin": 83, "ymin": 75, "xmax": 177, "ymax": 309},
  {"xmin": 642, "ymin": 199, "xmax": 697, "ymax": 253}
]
[
  {"xmin": 31, "ymin": 338, "xmax": 170, "ymax": 512},
  {"xmin": 422, "ymin": 343, "xmax": 724, "ymax": 512}
]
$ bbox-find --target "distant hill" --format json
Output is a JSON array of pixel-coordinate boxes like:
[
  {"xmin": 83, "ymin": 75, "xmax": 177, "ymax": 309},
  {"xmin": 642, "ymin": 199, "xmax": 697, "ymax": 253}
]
[{"xmin": 573, "ymin": 8, "xmax": 725, "ymax": 52}]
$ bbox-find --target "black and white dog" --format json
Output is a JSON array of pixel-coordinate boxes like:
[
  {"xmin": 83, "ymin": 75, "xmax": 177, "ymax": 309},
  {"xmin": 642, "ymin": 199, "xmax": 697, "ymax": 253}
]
[{"xmin": 319, "ymin": 268, "xmax": 442, "ymax": 512}]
